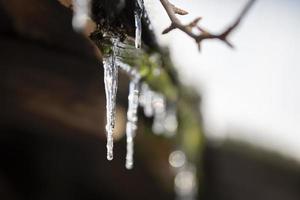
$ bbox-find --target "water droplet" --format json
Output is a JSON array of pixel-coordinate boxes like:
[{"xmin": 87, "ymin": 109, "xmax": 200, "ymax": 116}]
[{"xmin": 169, "ymin": 151, "xmax": 186, "ymax": 168}]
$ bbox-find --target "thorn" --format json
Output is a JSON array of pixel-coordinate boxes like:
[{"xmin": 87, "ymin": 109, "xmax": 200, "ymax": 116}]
[
  {"xmin": 197, "ymin": 42, "xmax": 202, "ymax": 52},
  {"xmin": 171, "ymin": 4, "xmax": 189, "ymax": 15},
  {"xmin": 188, "ymin": 17, "xmax": 202, "ymax": 27},
  {"xmin": 223, "ymin": 39, "xmax": 234, "ymax": 49},
  {"xmin": 162, "ymin": 24, "xmax": 176, "ymax": 34}
]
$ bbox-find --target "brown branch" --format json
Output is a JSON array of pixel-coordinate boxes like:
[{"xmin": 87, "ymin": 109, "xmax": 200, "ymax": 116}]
[{"xmin": 160, "ymin": 0, "xmax": 256, "ymax": 51}]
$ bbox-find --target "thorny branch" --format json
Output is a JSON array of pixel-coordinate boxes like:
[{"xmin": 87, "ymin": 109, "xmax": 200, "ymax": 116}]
[{"xmin": 159, "ymin": 0, "xmax": 256, "ymax": 50}]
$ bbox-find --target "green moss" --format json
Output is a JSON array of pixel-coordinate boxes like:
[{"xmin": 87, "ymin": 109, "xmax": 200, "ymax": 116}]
[{"xmin": 177, "ymin": 87, "xmax": 204, "ymax": 162}]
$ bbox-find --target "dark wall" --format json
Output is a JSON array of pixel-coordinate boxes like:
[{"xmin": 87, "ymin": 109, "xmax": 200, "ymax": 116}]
[{"xmin": 202, "ymin": 142, "xmax": 300, "ymax": 200}]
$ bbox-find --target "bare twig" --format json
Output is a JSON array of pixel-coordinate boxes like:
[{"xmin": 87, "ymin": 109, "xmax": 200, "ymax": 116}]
[{"xmin": 160, "ymin": 0, "xmax": 256, "ymax": 50}]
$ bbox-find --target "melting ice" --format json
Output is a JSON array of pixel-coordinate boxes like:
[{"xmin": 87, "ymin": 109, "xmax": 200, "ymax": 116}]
[
  {"xmin": 134, "ymin": 0, "xmax": 144, "ymax": 48},
  {"xmin": 116, "ymin": 59, "xmax": 141, "ymax": 169},
  {"xmin": 125, "ymin": 78, "xmax": 141, "ymax": 169},
  {"xmin": 103, "ymin": 38, "xmax": 119, "ymax": 161}
]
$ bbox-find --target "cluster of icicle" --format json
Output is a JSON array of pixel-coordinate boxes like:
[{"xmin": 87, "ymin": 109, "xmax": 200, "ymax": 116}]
[
  {"xmin": 71, "ymin": 0, "xmax": 178, "ymax": 170},
  {"xmin": 101, "ymin": 0, "xmax": 147, "ymax": 169},
  {"xmin": 101, "ymin": 0, "xmax": 179, "ymax": 169},
  {"xmin": 139, "ymin": 83, "xmax": 178, "ymax": 137},
  {"xmin": 70, "ymin": 1, "xmax": 197, "ymax": 199},
  {"xmin": 103, "ymin": 43, "xmax": 178, "ymax": 169},
  {"xmin": 71, "ymin": 0, "xmax": 144, "ymax": 167},
  {"xmin": 101, "ymin": 0, "xmax": 176, "ymax": 169}
]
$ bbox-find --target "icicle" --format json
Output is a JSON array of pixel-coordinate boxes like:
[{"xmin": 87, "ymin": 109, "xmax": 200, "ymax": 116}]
[
  {"xmin": 125, "ymin": 77, "xmax": 141, "ymax": 169},
  {"xmin": 72, "ymin": 0, "xmax": 91, "ymax": 32},
  {"xmin": 103, "ymin": 38, "xmax": 119, "ymax": 161},
  {"xmin": 134, "ymin": 0, "xmax": 144, "ymax": 48},
  {"xmin": 152, "ymin": 93, "xmax": 166, "ymax": 134},
  {"xmin": 139, "ymin": 83, "xmax": 154, "ymax": 117},
  {"xmin": 140, "ymin": 83, "xmax": 175, "ymax": 136},
  {"xmin": 115, "ymin": 59, "xmax": 141, "ymax": 169}
]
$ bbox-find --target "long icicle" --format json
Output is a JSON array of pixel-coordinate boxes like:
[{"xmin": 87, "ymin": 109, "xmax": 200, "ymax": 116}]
[
  {"xmin": 103, "ymin": 38, "xmax": 119, "ymax": 161},
  {"xmin": 134, "ymin": 0, "xmax": 144, "ymax": 48},
  {"xmin": 117, "ymin": 59, "xmax": 141, "ymax": 169},
  {"xmin": 125, "ymin": 77, "xmax": 140, "ymax": 169}
]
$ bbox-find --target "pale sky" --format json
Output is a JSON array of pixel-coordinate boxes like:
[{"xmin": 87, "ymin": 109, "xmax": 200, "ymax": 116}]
[{"xmin": 145, "ymin": 0, "xmax": 300, "ymax": 161}]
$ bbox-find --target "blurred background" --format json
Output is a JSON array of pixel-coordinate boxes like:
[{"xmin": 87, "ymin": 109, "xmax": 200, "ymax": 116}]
[{"xmin": 145, "ymin": 0, "xmax": 300, "ymax": 162}]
